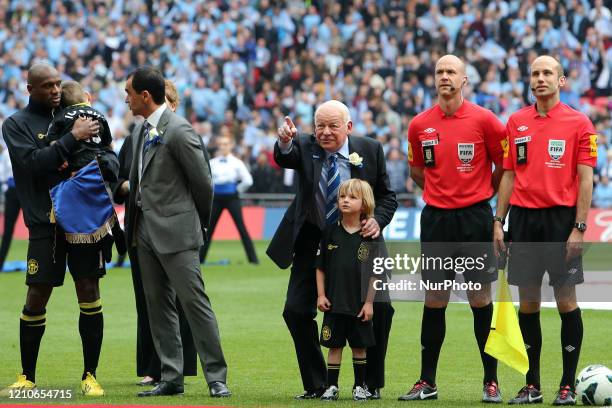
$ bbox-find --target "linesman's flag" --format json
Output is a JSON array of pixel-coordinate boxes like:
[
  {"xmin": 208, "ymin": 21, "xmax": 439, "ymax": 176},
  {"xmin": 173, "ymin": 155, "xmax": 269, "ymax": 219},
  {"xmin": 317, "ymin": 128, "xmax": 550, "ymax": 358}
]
[
  {"xmin": 485, "ymin": 268, "xmax": 529, "ymax": 375},
  {"xmin": 50, "ymin": 160, "xmax": 117, "ymax": 244}
]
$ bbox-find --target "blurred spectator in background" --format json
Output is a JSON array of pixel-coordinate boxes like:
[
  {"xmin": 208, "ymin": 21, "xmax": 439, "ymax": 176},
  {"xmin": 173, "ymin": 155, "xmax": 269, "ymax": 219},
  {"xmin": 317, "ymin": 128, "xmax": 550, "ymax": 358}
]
[
  {"xmin": 386, "ymin": 147, "xmax": 409, "ymax": 194},
  {"xmin": 0, "ymin": 143, "xmax": 20, "ymax": 271},
  {"xmin": 200, "ymin": 135, "xmax": 258, "ymax": 265},
  {"xmin": 0, "ymin": 0, "xmax": 610, "ymax": 205},
  {"xmin": 249, "ymin": 151, "xmax": 281, "ymax": 194},
  {"xmin": 594, "ymin": 174, "xmax": 612, "ymax": 208}
]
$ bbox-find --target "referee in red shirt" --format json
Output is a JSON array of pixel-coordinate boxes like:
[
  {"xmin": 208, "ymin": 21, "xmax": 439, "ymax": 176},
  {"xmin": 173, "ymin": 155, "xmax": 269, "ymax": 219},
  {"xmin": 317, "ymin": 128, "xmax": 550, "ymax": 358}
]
[
  {"xmin": 494, "ymin": 55, "xmax": 597, "ymax": 406},
  {"xmin": 400, "ymin": 55, "xmax": 506, "ymax": 403}
]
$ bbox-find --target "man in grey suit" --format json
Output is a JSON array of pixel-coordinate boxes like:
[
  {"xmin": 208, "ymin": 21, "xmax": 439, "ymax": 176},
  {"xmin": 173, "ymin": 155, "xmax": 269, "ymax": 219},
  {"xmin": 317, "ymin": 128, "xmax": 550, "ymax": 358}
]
[{"xmin": 124, "ymin": 66, "xmax": 230, "ymax": 398}]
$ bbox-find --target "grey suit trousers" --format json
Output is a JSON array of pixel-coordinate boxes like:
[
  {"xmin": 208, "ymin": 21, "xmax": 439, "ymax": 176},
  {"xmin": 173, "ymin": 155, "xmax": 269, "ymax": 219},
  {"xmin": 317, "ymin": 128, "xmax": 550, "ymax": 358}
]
[{"xmin": 137, "ymin": 213, "xmax": 227, "ymax": 386}]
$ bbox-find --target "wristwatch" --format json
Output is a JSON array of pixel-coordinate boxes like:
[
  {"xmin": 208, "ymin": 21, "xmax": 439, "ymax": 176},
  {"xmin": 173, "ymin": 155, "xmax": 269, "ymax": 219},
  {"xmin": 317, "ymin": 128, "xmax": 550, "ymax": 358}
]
[
  {"xmin": 493, "ymin": 216, "xmax": 505, "ymax": 226},
  {"xmin": 574, "ymin": 222, "xmax": 587, "ymax": 232}
]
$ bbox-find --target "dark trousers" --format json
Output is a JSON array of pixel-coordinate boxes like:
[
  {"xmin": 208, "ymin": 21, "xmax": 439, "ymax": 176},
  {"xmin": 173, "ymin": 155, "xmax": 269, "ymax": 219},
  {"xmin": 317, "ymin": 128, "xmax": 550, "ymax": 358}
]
[
  {"xmin": 283, "ymin": 222, "xmax": 394, "ymax": 391},
  {"xmin": 367, "ymin": 302, "xmax": 394, "ymax": 389},
  {"xmin": 283, "ymin": 222, "xmax": 326, "ymax": 391},
  {"xmin": 0, "ymin": 186, "xmax": 20, "ymax": 270},
  {"xmin": 128, "ymin": 245, "xmax": 197, "ymax": 378},
  {"xmin": 199, "ymin": 194, "xmax": 258, "ymax": 263}
]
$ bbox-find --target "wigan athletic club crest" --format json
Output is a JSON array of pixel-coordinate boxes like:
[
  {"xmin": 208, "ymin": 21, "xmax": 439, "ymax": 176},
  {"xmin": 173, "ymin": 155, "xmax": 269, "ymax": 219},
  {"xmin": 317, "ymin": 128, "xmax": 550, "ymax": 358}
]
[
  {"xmin": 457, "ymin": 143, "xmax": 474, "ymax": 164},
  {"xmin": 358, "ymin": 242, "xmax": 369, "ymax": 262},
  {"xmin": 322, "ymin": 325, "xmax": 331, "ymax": 341},
  {"xmin": 548, "ymin": 140, "xmax": 566, "ymax": 161}
]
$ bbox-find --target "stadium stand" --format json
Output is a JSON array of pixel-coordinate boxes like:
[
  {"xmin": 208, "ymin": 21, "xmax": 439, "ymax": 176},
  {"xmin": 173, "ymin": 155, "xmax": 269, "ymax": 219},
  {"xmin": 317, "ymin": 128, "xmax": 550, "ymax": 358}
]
[{"xmin": 0, "ymin": 0, "xmax": 610, "ymax": 206}]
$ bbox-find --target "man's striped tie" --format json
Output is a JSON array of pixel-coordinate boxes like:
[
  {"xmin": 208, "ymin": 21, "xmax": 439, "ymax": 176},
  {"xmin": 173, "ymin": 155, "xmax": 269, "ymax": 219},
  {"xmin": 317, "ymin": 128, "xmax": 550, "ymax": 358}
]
[
  {"xmin": 141, "ymin": 122, "xmax": 151, "ymax": 174},
  {"xmin": 142, "ymin": 122, "xmax": 152, "ymax": 155},
  {"xmin": 325, "ymin": 153, "xmax": 340, "ymax": 225}
]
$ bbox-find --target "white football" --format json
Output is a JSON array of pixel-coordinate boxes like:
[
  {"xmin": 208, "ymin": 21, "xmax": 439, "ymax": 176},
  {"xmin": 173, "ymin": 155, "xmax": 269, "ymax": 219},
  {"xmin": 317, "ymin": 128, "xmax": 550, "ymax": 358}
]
[{"xmin": 575, "ymin": 365, "xmax": 612, "ymax": 406}]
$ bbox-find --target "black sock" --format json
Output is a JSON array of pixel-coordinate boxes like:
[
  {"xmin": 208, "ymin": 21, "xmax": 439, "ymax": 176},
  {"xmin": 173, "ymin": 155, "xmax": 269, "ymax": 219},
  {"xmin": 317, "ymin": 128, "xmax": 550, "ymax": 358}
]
[
  {"xmin": 471, "ymin": 303, "xmax": 498, "ymax": 383},
  {"xmin": 19, "ymin": 307, "xmax": 46, "ymax": 383},
  {"xmin": 519, "ymin": 311, "xmax": 542, "ymax": 389},
  {"xmin": 353, "ymin": 357, "xmax": 366, "ymax": 388},
  {"xmin": 420, "ymin": 306, "xmax": 446, "ymax": 386},
  {"xmin": 79, "ymin": 299, "xmax": 103, "ymax": 380},
  {"xmin": 560, "ymin": 308, "xmax": 583, "ymax": 389},
  {"xmin": 327, "ymin": 363, "xmax": 340, "ymax": 387}
]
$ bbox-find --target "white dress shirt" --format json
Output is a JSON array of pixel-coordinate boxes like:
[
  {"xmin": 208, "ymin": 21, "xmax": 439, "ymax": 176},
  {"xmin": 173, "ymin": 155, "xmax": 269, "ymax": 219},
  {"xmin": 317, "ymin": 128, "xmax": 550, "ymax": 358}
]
[{"xmin": 210, "ymin": 153, "xmax": 253, "ymax": 194}]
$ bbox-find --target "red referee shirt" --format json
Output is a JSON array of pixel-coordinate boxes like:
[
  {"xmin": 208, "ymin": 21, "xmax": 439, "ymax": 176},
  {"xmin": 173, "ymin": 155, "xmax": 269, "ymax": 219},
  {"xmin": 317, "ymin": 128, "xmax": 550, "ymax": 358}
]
[
  {"xmin": 503, "ymin": 102, "xmax": 597, "ymax": 209},
  {"xmin": 408, "ymin": 100, "xmax": 506, "ymax": 209}
]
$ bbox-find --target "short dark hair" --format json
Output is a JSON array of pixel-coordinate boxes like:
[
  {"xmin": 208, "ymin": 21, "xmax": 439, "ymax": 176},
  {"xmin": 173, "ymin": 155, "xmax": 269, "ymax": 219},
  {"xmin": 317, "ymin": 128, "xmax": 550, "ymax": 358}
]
[{"xmin": 128, "ymin": 66, "xmax": 165, "ymax": 104}]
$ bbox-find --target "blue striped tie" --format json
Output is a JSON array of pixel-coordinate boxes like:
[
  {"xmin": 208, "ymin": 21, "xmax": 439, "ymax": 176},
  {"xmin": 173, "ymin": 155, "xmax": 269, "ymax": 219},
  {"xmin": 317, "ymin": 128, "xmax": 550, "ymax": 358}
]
[
  {"xmin": 142, "ymin": 122, "xmax": 152, "ymax": 155},
  {"xmin": 325, "ymin": 153, "xmax": 340, "ymax": 225},
  {"xmin": 141, "ymin": 122, "xmax": 151, "ymax": 174}
]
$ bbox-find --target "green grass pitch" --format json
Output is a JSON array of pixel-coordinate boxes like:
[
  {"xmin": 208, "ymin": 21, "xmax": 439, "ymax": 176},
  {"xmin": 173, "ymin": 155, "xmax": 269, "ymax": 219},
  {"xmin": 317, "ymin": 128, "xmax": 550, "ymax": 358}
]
[{"xmin": 0, "ymin": 240, "xmax": 610, "ymax": 407}]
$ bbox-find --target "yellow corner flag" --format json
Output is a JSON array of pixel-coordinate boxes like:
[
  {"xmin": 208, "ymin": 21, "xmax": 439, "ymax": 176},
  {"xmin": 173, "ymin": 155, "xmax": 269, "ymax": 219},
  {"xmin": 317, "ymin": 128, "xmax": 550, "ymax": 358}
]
[{"xmin": 485, "ymin": 269, "xmax": 529, "ymax": 375}]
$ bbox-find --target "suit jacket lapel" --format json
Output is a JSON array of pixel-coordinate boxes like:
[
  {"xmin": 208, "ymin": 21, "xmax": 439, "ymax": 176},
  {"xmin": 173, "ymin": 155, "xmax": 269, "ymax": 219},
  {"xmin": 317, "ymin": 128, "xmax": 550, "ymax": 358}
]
[
  {"xmin": 130, "ymin": 122, "xmax": 144, "ymax": 185},
  {"xmin": 142, "ymin": 108, "xmax": 170, "ymax": 177},
  {"xmin": 348, "ymin": 137, "xmax": 365, "ymax": 179},
  {"xmin": 311, "ymin": 138, "xmax": 324, "ymax": 191}
]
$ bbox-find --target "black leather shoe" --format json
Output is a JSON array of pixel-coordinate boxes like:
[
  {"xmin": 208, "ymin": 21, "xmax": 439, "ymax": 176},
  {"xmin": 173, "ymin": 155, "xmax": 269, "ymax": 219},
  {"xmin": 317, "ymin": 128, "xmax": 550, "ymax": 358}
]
[
  {"xmin": 209, "ymin": 381, "xmax": 231, "ymax": 398},
  {"xmin": 295, "ymin": 388, "xmax": 325, "ymax": 400},
  {"xmin": 137, "ymin": 381, "xmax": 184, "ymax": 397}
]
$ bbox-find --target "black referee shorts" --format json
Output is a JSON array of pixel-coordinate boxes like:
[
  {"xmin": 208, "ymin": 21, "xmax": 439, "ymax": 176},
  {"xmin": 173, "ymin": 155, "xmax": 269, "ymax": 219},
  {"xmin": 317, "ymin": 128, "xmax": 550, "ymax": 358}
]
[
  {"xmin": 420, "ymin": 200, "xmax": 497, "ymax": 285},
  {"xmin": 320, "ymin": 313, "xmax": 375, "ymax": 349},
  {"xmin": 26, "ymin": 226, "xmax": 106, "ymax": 287},
  {"xmin": 508, "ymin": 205, "xmax": 583, "ymax": 287}
]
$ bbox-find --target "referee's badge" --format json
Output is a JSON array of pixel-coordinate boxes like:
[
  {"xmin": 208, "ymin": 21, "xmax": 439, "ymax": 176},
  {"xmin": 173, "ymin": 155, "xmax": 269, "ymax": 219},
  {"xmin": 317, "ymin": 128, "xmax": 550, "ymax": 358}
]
[
  {"xmin": 517, "ymin": 144, "xmax": 527, "ymax": 164},
  {"xmin": 27, "ymin": 259, "xmax": 39, "ymax": 275},
  {"xmin": 358, "ymin": 242, "xmax": 369, "ymax": 262},
  {"xmin": 322, "ymin": 325, "xmax": 331, "ymax": 341},
  {"xmin": 515, "ymin": 136, "xmax": 530, "ymax": 164},
  {"xmin": 457, "ymin": 143, "xmax": 474, "ymax": 164},
  {"xmin": 424, "ymin": 146, "xmax": 434, "ymax": 166},
  {"xmin": 422, "ymin": 139, "xmax": 437, "ymax": 167},
  {"xmin": 548, "ymin": 139, "xmax": 565, "ymax": 161}
]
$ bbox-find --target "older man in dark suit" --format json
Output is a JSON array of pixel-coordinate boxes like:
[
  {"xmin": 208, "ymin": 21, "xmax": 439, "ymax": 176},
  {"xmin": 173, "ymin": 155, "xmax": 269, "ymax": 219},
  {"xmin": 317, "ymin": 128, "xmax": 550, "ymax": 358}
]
[{"xmin": 267, "ymin": 100, "xmax": 397, "ymax": 400}]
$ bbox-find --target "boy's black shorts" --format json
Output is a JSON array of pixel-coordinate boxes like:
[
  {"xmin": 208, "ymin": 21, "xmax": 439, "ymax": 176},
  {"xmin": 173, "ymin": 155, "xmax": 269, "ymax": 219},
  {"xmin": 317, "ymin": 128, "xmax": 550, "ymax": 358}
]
[
  {"xmin": 26, "ymin": 226, "xmax": 106, "ymax": 287},
  {"xmin": 320, "ymin": 312, "xmax": 375, "ymax": 349},
  {"xmin": 508, "ymin": 205, "xmax": 583, "ymax": 287},
  {"xmin": 420, "ymin": 200, "xmax": 497, "ymax": 285}
]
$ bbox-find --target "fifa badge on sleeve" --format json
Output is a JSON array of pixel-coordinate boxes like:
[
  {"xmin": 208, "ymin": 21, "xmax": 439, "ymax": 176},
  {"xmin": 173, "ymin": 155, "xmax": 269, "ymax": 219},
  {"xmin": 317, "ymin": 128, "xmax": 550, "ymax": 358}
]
[{"xmin": 422, "ymin": 139, "xmax": 438, "ymax": 167}]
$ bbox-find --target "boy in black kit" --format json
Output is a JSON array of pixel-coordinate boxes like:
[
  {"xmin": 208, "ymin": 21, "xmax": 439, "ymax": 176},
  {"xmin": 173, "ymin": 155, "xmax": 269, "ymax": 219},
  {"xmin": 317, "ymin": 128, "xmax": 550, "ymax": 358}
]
[
  {"xmin": 47, "ymin": 80, "xmax": 124, "ymax": 261},
  {"xmin": 316, "ymin": 179, "xmax": 385, "ymax": 401},
  {"xmin": 47, "ymin": 80, "xmax": 115, "ymax": 182}
]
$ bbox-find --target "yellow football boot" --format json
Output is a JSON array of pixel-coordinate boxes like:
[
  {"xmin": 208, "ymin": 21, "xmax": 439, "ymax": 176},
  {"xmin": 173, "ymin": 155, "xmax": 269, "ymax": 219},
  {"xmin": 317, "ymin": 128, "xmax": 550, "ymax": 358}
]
[
  {"xmin": 0, "ymin": 374, "xmax": 36, "ymax": 397},
  {"xmin": 81, "ymin": 372, "xmax": 105, "ymax": 397}
]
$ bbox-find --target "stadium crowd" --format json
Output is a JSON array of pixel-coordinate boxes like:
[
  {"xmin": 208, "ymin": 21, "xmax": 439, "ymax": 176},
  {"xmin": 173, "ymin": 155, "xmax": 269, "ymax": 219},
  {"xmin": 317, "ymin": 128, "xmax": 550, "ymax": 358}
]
[{"xmin": 0, "ymin": 0, "xmax": 611, "ymax": 205}]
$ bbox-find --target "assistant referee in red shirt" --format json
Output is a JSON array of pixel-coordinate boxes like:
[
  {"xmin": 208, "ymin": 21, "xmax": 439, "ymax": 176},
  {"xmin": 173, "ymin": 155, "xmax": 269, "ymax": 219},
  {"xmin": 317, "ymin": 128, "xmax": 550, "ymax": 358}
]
[
  {"xmin": 494, "ymin": 55, "xmax": 597, "ymax": 406},
  {"xmin": 400, "ymin": 55, "xmax": 506, "ymax": 403}
]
